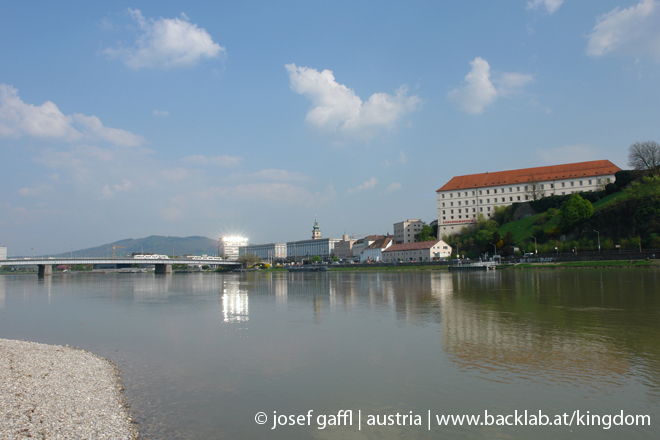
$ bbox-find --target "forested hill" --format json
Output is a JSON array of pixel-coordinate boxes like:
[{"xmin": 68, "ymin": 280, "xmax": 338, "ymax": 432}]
[{"xmin": 49, "ymin": 236, "xmax": 218, "ymax": 258}]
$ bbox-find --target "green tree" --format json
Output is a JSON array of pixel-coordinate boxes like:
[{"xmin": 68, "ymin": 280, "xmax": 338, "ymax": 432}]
[
  {"xmin": 310, "ymin": 255, "xmax": 322, "ymax": 263},
  {"xmin": 418, "ymin": 225, "xmax": 436, "ymax": 241},
  {"xmin": 559, "ymin": 193, "xmax": 594, "ymax": 230},
  {"xmin": 238, "ymin": 253, "xmax": 261, "ymax": 267}
]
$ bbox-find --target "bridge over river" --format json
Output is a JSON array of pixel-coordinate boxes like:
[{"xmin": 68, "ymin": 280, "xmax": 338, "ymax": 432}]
[{"xmin": 0, "ymin": 257, "xmax": 241, "ymax": 276}]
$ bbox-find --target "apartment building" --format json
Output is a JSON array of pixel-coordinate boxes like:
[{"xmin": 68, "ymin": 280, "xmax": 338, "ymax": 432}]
[{"xmin": 393, "ymin": 219, "xmax": 426, "ymax": 244}]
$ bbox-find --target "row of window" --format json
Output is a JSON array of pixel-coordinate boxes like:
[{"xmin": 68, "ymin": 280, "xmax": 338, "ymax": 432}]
[{"xmin": 440, "ymin": 178, "xmax": 610, "ymax": 199}]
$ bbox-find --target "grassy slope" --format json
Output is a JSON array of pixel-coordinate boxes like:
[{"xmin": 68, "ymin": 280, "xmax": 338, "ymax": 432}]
[{"xmin": 498, "ymin": 191, "xmax": 629, "ymax": 243}]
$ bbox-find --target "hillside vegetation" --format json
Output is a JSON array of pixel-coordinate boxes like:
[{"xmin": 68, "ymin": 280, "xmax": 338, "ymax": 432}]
[{"xmin": 443, "ymin": 170, "xmax": 660, "ymax": 258}]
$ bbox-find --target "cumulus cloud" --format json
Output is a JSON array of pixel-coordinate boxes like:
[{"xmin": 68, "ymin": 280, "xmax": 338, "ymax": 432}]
[
  {"xmin": 285, "ymin": 64, "xmax": 420, "ymax": 136},
  {"xmin": 526, "ymin": 0, "xmax": 564, "ymax": 14},
  {"xmin": 585, "ymin": 0, "xmax": 660, "ymax": 60},
  {"xmin": 348, "ymin": 177, "xmax": 378, "ymax": 194},
  {"xmin": 182, "ymin": 155, "xmax": 243, "ymax": 167},
  {"xmin": 385, "ymin": 182, "xmax": 402, "ymax": 194},
  {"xmin": 106, "ymin": 9, "xmax": 225, "ymax": 69},
  {"xmin": 448, "ymin": 58, "xmax": 533, "ymax": 114},
  {"xmin": 0, "ymin": 84, "xmax": 145, "ymax": 146},
  {"xmin": 153, "ymin": 110, "xmax": 169, "ymax": 116},
  {"xmin": 447, "ymin": 58, "xmax": 498, "ymax": 114}
]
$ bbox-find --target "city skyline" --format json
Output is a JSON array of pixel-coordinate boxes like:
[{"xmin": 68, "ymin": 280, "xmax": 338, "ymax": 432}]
[{"xmin": 2, "ymin": 1, "xmax": 660, "ymax": 255}]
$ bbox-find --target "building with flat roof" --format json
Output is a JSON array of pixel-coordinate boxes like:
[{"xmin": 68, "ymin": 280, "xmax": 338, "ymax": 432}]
[
  {"xmin": 0, "ymin": 245, "xmax": 6, "ymax": 260},
  {"xmin": 436, "ymin": 160, "xmax": 620, "ymax": 237},
  {"xmin": 333, "ymin": 234, "xmax": 356, "ymax": 261},
  {"xmin": 219, "ymin": 236, "xmax": 249, "ymax": 261},
  {"xmin": 287, "ymin": 217, "xmax": 341, "ymax": 262},
  {"xmin": 393, "ymin": 219, "xmax": 426, "ymax": 244},
  {"xmin": 239, "ymin": 243, "xmax": 287, "ymax": 263}
]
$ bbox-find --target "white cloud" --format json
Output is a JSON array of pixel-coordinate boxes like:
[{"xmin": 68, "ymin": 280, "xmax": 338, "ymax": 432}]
[
  {"xmin": 101, "ymin": 180, "xmax": 133, "ymax": 198},
  {"xmin": 72, "ymin": 114, "xmax": 144, "ymax": 147},
  {"xmin": 448, "ymin": 57, "xmax": 498, "ymax": 114},
  {"xmin": 153, "ymin": 110, "xmax": 169, "ymax": 116},
  {"xmin": 586, "ymin": 0, "xmax": 660, "ymax": 61},
  {"xmin": 106, "ymin": 9, "xmax": 225, "ymax": 69},
  {"xmin": 448, "ymin": 58, "xmax": 533, "ymax": 114},
  {"xmin": 385, "ymin": 182, "xmax": 402, "ymax": 194},
  {"xmin": 0, "ymin": 84, "xmax": 145, "ymax": 146},
  {"xmin": 526, "ymin": 0, "xmax": 564, "ymax": 15},
  {"xmin": 496, "ymin": 72, "xmax": 535, "ymax": 97},
  {"xmin": 0, "ymin": 84, "xmax": 79, "ymax": 140},
  {"xmin": 348, "ymin": 177, "xmax": 378, "ymax": 194},
  {"xmin": 285, "ymin": 64, "xmax": 420, "ymax": 136},
  {"xmin": 535, "ymin": 144, "xmax": 601, "ymax": 164},
  {"xmin": 381, "ymin": 151, "xmax": 407, "ymax": 167},
  {"xmin": 182, "ymin": 155, "xmax": 243, "ymax": 167}
]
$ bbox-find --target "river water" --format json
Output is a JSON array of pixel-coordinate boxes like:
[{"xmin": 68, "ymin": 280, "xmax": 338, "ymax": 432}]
[{"xmin": 0, "ymin": 269, "xmax": 658, "ymax": 439}]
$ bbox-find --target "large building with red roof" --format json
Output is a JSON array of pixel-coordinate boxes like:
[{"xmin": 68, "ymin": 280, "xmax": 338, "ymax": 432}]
[{"xmin": 436, "ymin": 160, "xmax": 621, "ymax": 237}]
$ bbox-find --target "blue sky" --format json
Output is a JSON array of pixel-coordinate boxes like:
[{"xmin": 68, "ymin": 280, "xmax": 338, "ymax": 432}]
[{"xmin": 2, "ymin": 0, "xmax": 660, "ymax": 255}]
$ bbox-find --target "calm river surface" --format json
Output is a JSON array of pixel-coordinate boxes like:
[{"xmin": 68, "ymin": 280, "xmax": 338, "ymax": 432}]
[{"xmin": 1, "ymin": 269, "xmax": 659, "ymax": 439}]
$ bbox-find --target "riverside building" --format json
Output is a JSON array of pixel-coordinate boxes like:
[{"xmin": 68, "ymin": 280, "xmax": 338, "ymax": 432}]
[
  {"xmin": 436, "ymin": 160, "xmax": 620, "ymax": 237},
  {"xmin": 382, "ymin": 240, "xmax": 452, "ymax": 262},
  {"xmin": 287, "ymin": 217, "xmax": 341, "ymax": 262},
  {"xmin": 393, "ymin": 219, "xmax": 426, "ymax": 244},
  {"xmin": 239, "ymin": 243, "xmax": 287, "ymax": 263},
  {"xmin": 219, "ymin": 236, "xmax": 249, "ymax": 261}
]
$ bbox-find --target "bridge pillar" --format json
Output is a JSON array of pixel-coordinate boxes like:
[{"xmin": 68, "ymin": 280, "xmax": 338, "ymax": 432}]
[
  {"xmin": 155, "ymin": 264, "xmax": 172, "ymax": 275},
  {"xmin": 38, "ymin": 264, "xmax": 52, "ymax": 277}
]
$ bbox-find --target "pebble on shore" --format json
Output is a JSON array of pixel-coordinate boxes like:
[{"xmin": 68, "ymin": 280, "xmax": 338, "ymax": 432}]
[{"xmin": 0, "ymin": 338, "xmax": 137, "ymax": 440}]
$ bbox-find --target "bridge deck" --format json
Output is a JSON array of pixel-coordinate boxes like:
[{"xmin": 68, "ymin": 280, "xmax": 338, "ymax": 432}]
[{"xmin": 0, "ymin": 258, "xmax": 241, "ymax": 267}]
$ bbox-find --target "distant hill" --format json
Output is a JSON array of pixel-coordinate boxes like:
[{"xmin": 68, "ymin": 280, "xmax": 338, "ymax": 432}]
[{"xmin": 50, "ymin": 236, "xmax": 218, "ymax": 258}]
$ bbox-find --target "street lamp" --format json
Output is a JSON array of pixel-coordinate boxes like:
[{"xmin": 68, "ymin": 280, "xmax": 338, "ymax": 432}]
[
  {"xmin": 593, "ymin": 230, "xmax": 600, "ymax": 253},
  {"xmin": 490, "ymin": 242, "xmax": 497, "ymax": 257},
  {"xmin": 531, "ymin": 236, "xmax": 537, "ymax": 254},
  {"xmin": 554, "ymin": 246, "xmax": 558, "ymax": 255}
]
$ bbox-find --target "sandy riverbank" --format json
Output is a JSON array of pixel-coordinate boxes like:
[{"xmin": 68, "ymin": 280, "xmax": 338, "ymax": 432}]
[{"xmin": 0, "ymin": 338, "xmax": 137, "ymax": 439}]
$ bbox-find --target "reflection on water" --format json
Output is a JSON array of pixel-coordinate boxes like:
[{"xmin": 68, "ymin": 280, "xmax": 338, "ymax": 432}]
[
  {"xmin": 222, "ymin": 279, "xmax": 248, "ymax": 323},
  {"xmin": 0, "ymin": 269, "xmax": 659, "ymax": 439},
  {"xmin": 438, "ymin": 272, "xmax": 631, "ymax": 386}
]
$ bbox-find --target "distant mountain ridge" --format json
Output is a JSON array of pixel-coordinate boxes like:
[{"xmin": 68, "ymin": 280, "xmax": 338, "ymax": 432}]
[{"xmin": 49, "ymin": 236, "xmax": 218, "ymax": 258}]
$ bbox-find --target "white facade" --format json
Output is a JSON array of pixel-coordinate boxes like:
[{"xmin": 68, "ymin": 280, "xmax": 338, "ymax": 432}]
[
  {"xmin": 393, "ymin": 219, "xmax": 425, "ymax": 244},
  {"xmin": 360, "ymin": 237, "xmax": 393, "ymax": 262},
  {"xmin": 0, "ymin": 246, "xmax": 6, "ymax": 260},
  {"xmin": 286, "ymin": 238, "xmax": 341, "ymax": 262},
  {"xmin": 219, "ymin": 236, "xmax": 249, "ymax": 261},
  {"xmin": 436, "ymin": 160, "xmax": 620, "ymax": 237},
  {"xmin": 239, "ymin": 243, "xmax": 286, "ymax": 261},
  {"xmin": 382, "ymin": 240, "xmax": 452, "ymax": 262}
]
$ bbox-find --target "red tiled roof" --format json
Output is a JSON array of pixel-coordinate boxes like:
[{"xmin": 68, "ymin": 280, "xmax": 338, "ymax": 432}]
[
  {"xmin": 436, "ymin": 160, "xmax": 621, "ymax": 192},
  {"xmin": 384, "ymin": 240, "xmax": 440, "ymax": 252}
]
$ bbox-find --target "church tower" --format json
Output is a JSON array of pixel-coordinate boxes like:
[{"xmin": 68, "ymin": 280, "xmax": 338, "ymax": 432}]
[{"xmin": 312, "ymin": 216, "xmax": 322, "ymax": 240}]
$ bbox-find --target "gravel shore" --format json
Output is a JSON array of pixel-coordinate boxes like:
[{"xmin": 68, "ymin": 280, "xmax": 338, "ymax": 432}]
[{"xmin": 0, "ymin": 338, "xmax": 137, "ymax": 439}]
